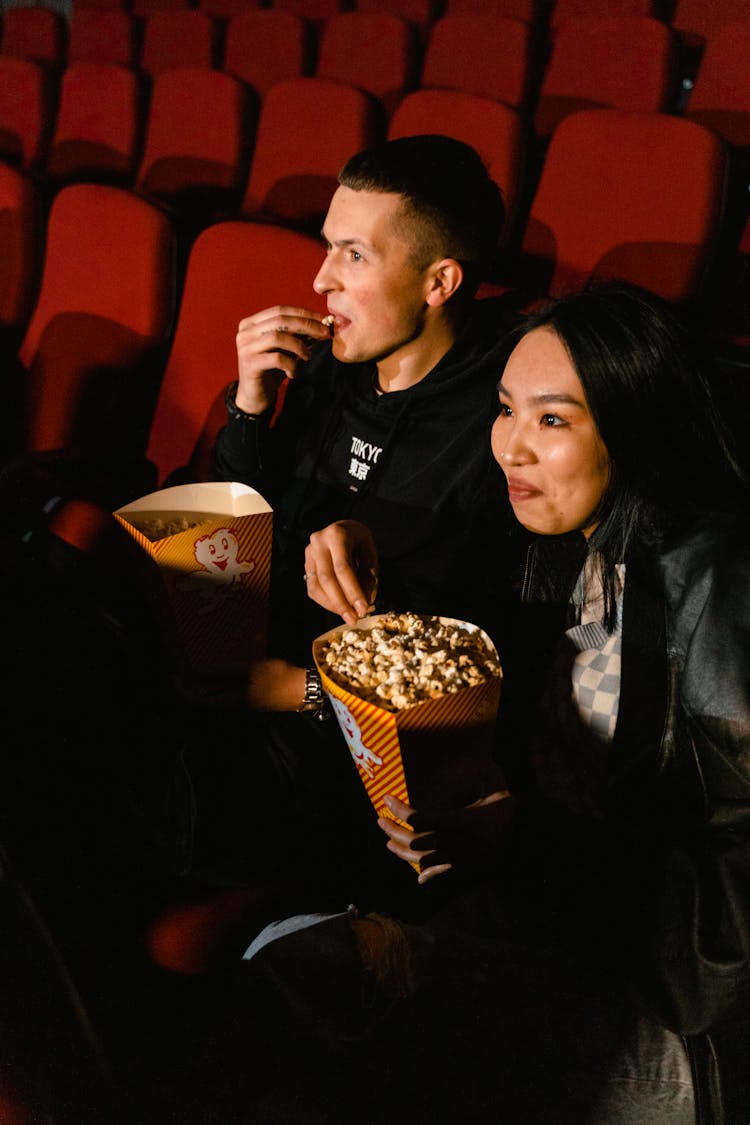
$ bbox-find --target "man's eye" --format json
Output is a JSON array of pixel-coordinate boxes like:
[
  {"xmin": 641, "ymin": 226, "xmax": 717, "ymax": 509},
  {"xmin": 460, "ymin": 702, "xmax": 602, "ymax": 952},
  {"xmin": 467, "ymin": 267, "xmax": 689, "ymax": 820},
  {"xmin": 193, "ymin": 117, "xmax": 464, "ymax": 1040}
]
[{"xmin": 349, "ymin": 249, "xmax": 363, "ymax": 262}]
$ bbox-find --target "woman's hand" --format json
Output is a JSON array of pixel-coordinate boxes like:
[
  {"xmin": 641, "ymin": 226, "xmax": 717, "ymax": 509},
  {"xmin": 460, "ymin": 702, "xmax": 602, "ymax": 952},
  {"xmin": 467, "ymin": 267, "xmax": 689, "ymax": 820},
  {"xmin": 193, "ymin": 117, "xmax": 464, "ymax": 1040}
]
[
  {"xmin": 378, "ymin": 789, "xmax": 517, "ymax": 885},
  {"xmin": 304, "ymin": 520, "xmax": 379, "ymax": 624}
]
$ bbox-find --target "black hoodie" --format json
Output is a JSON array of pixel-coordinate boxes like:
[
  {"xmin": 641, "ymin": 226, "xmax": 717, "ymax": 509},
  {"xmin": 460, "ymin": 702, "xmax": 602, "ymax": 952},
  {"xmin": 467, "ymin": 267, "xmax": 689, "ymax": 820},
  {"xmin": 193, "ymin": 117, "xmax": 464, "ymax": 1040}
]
[{"xmin": 211, "ymin": 299, "xmax": 519, "ymax": 665}]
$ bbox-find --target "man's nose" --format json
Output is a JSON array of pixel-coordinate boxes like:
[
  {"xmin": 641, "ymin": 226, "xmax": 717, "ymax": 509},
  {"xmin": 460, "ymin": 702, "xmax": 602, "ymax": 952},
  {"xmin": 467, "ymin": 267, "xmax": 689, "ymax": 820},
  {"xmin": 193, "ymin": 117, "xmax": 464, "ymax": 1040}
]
[{"xmin": 313, "ymin": 257, "xmax": 335, "ymax": 294}]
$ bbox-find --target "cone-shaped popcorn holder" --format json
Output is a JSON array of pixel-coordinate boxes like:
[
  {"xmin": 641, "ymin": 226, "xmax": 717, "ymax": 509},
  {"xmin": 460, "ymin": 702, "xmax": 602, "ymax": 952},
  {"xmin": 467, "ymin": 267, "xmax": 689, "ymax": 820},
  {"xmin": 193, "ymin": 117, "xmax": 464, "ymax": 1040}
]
[
  {"xmin": 313, "ymin": 614, "xmax": 502, "ymax": 872},
  {"xmin": 114, "ymin": 481, "xmax": 272, "ymax": 677}
]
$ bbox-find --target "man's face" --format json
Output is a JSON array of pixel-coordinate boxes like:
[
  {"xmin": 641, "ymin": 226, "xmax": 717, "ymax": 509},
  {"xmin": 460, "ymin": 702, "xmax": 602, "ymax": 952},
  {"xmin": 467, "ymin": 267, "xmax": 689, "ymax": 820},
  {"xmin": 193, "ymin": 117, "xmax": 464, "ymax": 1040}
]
[{"xmin": 313, "ymin": 186, "xmax": 437, "ymax": 367}]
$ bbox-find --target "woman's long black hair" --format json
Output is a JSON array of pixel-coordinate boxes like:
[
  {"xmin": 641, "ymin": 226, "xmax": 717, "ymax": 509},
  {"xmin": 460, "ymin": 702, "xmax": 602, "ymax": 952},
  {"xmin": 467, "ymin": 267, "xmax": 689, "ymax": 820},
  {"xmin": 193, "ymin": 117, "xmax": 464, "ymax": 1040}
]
[{"xmin": 508, "ymin": 280, "xmax": 747, "ymax": 627}]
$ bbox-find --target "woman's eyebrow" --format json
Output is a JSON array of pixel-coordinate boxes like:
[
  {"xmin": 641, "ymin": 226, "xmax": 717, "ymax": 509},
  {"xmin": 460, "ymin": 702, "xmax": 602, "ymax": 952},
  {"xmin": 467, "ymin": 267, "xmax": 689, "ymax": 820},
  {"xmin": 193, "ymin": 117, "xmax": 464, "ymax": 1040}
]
[{"xmin": 497, "ymin": 380, "xmax": 585, "ymax": 409}]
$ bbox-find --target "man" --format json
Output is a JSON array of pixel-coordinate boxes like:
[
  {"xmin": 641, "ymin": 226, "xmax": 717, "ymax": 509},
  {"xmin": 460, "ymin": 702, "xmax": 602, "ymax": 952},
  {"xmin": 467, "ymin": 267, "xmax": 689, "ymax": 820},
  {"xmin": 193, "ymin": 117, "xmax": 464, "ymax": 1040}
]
[
  {"xmin": 211, "ymin": 134, "xmax": 516, "ymax": 715},
  {"xmin": 195, "ymin": 135, "xmax": 517, "ymax": 907}
]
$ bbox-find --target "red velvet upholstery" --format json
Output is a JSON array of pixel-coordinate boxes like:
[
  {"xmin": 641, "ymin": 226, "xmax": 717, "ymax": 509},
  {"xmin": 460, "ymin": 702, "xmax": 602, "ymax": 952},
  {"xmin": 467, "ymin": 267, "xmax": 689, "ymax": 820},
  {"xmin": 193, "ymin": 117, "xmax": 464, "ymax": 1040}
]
[
  {"xmin": 146, "ymin": 219, "xmax": 326, "ymax": 485},
  {"xmin": 670, "ymin": 0, "xmax": 750, "ymax": 49},
  {"xmin": 18, "ymin": 184, "xmax": 175, "ymax": 455},
  {"xmin": 316, "ymin": 12, "xmax": 418, "ymax": 116},
  {"xmin": 136, "ymin": 66, "xmax": 252, "ymax": 210},
  {"xmin": 0, "ymin": 163, "xmax": 41, "ymax": 342},
  {"xmin": 518, "ymin": 108, "xmax": 728, "ymax": 304},
  {"xmin": 355, "ymin": 0, "xmax": 437, "ymax": 30},
  {"xmin": 0, "ymin": 6, "xmax": 67, "ymax": 68},
  {"xmin": 222, "ymin": 10, "xmax": 309, "ymax": 97},
  {"xmin": 389, "ymin": 88, "xmax": 526, "ymax": 243},
  {"xmin": 140, "ymin": 10, "xmax": 218, "ymax": 76},
  {"xmin": 0, "ymin": 57, "xmax": 52, "ymax": 171},
  {"xmin": 241, "ymin": 77, "xmax": 379, "ymax": 226},
  {"xmin": 534, "ymin": 16, "xmax": 678, "ymax": 140},
  {"xmin": 420, "ymin": 14, "xmax": 533, "ymax": 110},
  {"xmin": 67, "ymin": 9, "xmax": 138, "ymax": 68},
  {"xmin": 46, "ymin": 62, "xmax": 145, "ymax": 187},
  {"xmin": 551, "ymin": 0, "xmax": 656, "ymax": 21},
  {"xmin": 686, "ymin": 21, "xmax": 750, "ymax": 152},
  {"xmin": 445, "ymin": 0, "xmax": 540, "ymax": 21}
]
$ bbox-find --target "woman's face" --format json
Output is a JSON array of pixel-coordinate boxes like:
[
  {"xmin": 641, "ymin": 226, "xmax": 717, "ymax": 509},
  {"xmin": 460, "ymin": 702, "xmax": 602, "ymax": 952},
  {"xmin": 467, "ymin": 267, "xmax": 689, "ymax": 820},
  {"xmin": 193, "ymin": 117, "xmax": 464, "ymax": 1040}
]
[{"xmin": 491, "ymin": 327, "xmax": 611, "ymax": 538}]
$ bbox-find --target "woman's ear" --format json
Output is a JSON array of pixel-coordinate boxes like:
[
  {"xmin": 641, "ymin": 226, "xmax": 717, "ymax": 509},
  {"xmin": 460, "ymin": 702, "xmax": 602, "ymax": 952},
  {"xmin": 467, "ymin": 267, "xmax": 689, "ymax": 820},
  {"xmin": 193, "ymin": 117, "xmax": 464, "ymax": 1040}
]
[{"xmin": 425, "ymin": 259, "xmax": 464, "ymax": 307}]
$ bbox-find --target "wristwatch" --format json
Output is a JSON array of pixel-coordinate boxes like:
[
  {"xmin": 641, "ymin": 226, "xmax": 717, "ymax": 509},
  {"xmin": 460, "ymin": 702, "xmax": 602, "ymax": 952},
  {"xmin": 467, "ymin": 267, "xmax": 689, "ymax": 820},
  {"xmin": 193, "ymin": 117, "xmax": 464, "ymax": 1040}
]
[
  {"xmin": 299, "ymin": 666, "xmax": 329, "ymax": 720},
  {"xmin": 224, "ymin": 380, "xmax": 264, "ymax": 422}
]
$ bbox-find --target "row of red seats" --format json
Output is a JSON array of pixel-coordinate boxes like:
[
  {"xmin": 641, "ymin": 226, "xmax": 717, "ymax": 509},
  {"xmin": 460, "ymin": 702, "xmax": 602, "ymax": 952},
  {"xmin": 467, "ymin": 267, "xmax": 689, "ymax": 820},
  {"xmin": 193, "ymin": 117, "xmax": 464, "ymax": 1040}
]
[
  {"xmin": 2, "ymin": 9, "xmax": 747, "ymax": 174},
  {"xmin": 1, "ymin": 105, "xmax": 746, "ymax": 502}
]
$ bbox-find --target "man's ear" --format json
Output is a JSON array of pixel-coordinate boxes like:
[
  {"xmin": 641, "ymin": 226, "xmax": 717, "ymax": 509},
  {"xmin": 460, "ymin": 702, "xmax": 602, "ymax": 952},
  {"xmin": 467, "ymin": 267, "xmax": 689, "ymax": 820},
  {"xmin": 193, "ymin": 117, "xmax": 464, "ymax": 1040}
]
[{"xmin": 425, "ymin": 259, "xmax": 464, "ymax": 307}]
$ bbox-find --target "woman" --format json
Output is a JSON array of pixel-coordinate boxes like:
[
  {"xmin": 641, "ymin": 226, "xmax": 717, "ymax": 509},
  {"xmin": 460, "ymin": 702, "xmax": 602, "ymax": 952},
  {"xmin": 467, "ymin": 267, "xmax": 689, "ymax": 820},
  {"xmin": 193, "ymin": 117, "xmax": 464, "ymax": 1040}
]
[{"xmin": 193, "ymin": 282, "xmax": 750, "ymax": 1124}]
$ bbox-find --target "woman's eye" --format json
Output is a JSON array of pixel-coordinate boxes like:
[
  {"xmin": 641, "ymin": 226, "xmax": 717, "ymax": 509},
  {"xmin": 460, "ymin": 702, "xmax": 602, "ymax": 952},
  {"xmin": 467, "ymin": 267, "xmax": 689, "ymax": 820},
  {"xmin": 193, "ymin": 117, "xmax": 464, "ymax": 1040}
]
[
  {"xmin": 498, "ymin": 402, "xmax": 513, "ymax": 417},
  {"xmin": 541, "ymin": 413, "xmax": 563, "ymax": 427}
]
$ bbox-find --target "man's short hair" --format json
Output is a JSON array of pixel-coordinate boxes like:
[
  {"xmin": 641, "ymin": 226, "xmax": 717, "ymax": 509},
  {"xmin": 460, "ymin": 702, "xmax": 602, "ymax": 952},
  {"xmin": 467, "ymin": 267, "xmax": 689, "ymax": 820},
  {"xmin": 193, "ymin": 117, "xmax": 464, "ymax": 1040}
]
[{"xmin": 338, "ymin": 134, "xmax": 505, "ymax": 289}]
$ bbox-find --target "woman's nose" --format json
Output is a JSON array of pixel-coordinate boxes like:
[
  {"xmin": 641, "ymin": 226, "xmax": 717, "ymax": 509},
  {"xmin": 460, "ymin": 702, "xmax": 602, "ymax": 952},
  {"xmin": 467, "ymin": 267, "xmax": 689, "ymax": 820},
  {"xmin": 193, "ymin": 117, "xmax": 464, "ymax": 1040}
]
[{"xmin": 494, "ymin": 423, "xmax": 532, "ymax": 467}]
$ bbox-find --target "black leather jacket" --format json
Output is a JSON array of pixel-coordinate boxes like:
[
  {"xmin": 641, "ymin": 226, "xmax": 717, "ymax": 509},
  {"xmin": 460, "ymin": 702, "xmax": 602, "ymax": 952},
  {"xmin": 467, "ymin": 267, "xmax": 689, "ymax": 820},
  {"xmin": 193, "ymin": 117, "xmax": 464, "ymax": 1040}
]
[{"xmin": 501, "ymin": 515, "xmax": 750, "ymax": 1124}]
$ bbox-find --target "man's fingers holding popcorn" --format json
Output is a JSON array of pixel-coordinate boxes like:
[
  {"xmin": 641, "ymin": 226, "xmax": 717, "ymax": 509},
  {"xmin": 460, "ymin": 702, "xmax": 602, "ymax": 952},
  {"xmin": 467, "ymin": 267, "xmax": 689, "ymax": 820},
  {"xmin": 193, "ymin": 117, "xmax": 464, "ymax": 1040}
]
[
  {"xmin": 305, "ymin": 520, "xmax": 379, "ymax": 624},
  {"xmin": 235, "ymin": 306, "xmax": 333, "ymax": 415}
]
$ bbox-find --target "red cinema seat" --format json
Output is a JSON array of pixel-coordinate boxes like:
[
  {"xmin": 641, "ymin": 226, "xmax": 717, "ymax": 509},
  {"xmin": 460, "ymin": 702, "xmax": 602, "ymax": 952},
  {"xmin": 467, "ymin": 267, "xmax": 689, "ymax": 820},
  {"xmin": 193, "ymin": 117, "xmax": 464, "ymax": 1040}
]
[
  {"xmin": 198, "ymin": 0, "xmax": 262, "ymax": 16},
  {"xmin": 420, "ymin": 14, "xmax": 533, "ymax": 110},
  {"xmin": 388, "ymin": 88, "xmax": 526, "ymax": 244},
  {"xmin": 354, "ymin": 0, "xmax": 437, "ymax": 32},
  {"xmin": 222, "ymin": 10, "xmax": 309, "ymax": 99},
  {"xmin": 316, "ymin": 12, "xmax": 418, "ymax": 116},
  {"xmin": 17, "ymin": 184, "xmax": 176, "ymax": 458},
  {"xmin": 241, "ymin": 77, "xmax": 379, "ymax": 230},
  {"xmin": 517, "ymin": 108, "xmax": 728, "ymax": 305},
  {"xmin": 0, "ymin": 57, "xmax": 53, "ymax": 171},
  {"xmin": 670, "ymin": 0, "xmax": 750, "ymax": 50},
  {"xmin": 140, "ymin": 10, "xmax": 218, "ymax": 76},
  {"xmin": 686, "ymin": 22, "xmax": 750, "ymax": 158},
  {"xmin": 0, "ymin": 163, "xmax": 41, "ymax": 351},
  {"xmin": 534, "ymin": 16, "xmax": 678, "ymax": 140},
  {"xmin": 445, "ymin": 0, "xmax": 540, "ymax": 20},
  {"xmin": 0, "ymin": 6, "xmax": 66, "ymax": 69},
  {"xmin": 551, "ymin": 0, "xmax": 657, "ymax": 21},
  {"xmin": 67, "ymin": 9, "xmax": 138, "ymax": 68},
  {"xmin": 271, "ymin": 0, "xmax": 344, "ymax": 21},
  {"xmin": 46, "ymin": 62, "xmax": 146, "ymax": 188},
  {"xmin": 136, "ymin": 66, "xmax": 253, "ymax": 217},
  {"xmin": 145, "ymin": 219, "xmax": 326, "ymax": 486}
]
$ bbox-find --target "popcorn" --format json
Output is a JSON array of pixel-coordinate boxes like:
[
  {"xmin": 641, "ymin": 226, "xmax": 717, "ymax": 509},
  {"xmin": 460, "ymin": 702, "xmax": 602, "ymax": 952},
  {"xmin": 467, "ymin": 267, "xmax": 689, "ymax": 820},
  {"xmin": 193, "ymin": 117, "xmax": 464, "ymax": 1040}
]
[
  {"xmin": 321, "ymin": 314, "xmax": 335, "ymax": 328},
  {"xmin": 130, "ymin": 513, "xmax": 214, "ymax": 542},
  {"xmin": 317, "ymin": 612, "xmax": 501, "ymax": 712}
]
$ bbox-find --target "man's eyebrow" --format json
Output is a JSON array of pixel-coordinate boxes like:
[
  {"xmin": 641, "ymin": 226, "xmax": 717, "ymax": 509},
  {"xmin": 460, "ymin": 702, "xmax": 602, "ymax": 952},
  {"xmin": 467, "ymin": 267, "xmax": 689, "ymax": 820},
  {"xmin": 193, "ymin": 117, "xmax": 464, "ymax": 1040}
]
[
  {"xmin": 320, "ymin": 232, "xmax": 375, "ymax": 252},
  {"xmin": 496, "ymin": 380, "xmax": 586, "ymax": 408}
]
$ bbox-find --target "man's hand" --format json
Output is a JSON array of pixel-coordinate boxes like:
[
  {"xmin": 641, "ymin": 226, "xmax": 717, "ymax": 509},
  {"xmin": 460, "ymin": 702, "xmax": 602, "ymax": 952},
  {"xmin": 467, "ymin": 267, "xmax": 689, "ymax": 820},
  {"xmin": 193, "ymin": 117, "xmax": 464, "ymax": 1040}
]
[
  {"xmin": 378, "ymin": 789, "xmax": 516, "ymax": 885},
  {"xmin": 235, "ymin": 306, "xmax": 331, "ymax": 416},
  {"xmin": 304, "ymin": 520, "xmax": 379, "ymax": 625},
  {"xmin": 246, "ymin": 658, "xmax": 307, "ymax": 711}
]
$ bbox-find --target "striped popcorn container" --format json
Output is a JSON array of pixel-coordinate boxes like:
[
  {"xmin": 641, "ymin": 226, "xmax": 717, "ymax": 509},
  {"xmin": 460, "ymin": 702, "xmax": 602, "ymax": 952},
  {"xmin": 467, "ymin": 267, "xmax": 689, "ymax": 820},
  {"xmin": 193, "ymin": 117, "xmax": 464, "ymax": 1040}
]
[
  {"xmin": 313, "ymin": 615, "xmax": 502, "ymax": 873},
  {"xmin": 114, "ymin": 482, "xmax": 272, "ymax": 677}
]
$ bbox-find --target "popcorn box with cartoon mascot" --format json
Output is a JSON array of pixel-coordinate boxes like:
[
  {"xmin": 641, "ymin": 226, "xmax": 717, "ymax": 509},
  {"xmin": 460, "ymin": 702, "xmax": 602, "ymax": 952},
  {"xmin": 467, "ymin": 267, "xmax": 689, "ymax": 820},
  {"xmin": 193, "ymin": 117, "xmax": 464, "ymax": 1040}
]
[
  {"xmin": 114, "ymin": 482, "xmax": 272, "ymax": 677},
  {"xmin": 312, "ymin": 614, "xmax": 503, "ymax": 871}
]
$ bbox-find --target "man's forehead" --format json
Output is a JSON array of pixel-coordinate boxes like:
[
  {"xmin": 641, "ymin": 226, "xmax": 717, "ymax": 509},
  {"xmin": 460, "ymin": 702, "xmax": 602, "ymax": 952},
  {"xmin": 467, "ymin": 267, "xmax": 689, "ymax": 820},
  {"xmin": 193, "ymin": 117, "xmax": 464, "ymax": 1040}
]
[{"xmin": 322, "ymin": 186, "xmax": 409, "ymax": 247}]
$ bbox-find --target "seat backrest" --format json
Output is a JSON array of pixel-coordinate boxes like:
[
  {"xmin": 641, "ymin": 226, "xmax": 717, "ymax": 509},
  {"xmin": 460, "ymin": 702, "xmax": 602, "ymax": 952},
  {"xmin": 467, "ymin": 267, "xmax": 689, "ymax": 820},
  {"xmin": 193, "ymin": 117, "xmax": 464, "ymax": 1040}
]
[
  {"xmin": 140, "ymin": 10, "xmax": 217, "ymax": 76},
  {"xmin": 0, "ymin": 57, "xmax": 52, "ymax": 170},
  {"xmin": 146, "ymin": 220, "xmax": 326, "ymax": 485},
  {"xmin": 0, "ymin": 6, "xmax": 67, "ymax": 67},
  {"xmin": 671, "ymin": 0, "xmax": 750, "ymax": 46},
  {"xmin": 271, "ymin": 0, "xmax": 344, "ymax": 20},
  {"xmin": 132, "ymin": 0, "xmax": 192, "ymax": 14},
  {"xmin": 136, "ymin": 66, "xmax": 252, "ymax": 204},
  {"xmin": 686, "ymin": 21, "xmax": 750, "ymax": 129},
  {"xmin": 222, "ymin": 10, "xmax": 309, "ymax": 97},
  {"xmin": 316, "ymin": 12, "xmax": 418, "ymax": 115},
  {"xmin": 18, "ymin": 184, "xmax": 175, "ymax": 452},
  {"xmin": 445, "ymin": 0, "xmax": 540, "ymax": 19},
  {"xmin": 46, "ymin": 62, "xmax": 145, "ymax": 187},
  {"xmin": 520, "ymin": 108, "xmax": 728, "ymax": 303},
  {"xmin": 420, "ymin": 14, "xmax": 533, "ymax": 109},
  {"xmin": 551, "ymin": 0, "xmax": 656, "ymax": 20},
  {"xmin": 388, "ymin": 88, "xmax": 525, "ymax": 243},
  {"xmin": 198, "ymin": 0, "xmax": 262, "ymax": 16},
  {"xmin": 0, "ymin": 163, "xmax": 42, "ymax": 342},
  {"xmin": 67, "ymin": 9, "xmax": 137, "ymax": 68},
  {"xmin": 535, "ymin": 16, "xmax": 678, "ymax": 139},
  {"xmin": 242, "ymin": 77, "xmax": 379, "ymax": 227},
  {"xmin": 354, "ymin": 0, "xmax": 437, "ymax": 29}
]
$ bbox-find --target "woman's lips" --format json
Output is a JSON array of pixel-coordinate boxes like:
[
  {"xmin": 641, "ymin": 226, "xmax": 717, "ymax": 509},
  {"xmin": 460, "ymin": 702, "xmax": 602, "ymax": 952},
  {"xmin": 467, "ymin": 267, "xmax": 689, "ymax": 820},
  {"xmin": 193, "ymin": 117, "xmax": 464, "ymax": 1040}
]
[{"xmin": 506, "ymin": 477, "xmax": 542, "ymax": 502}]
